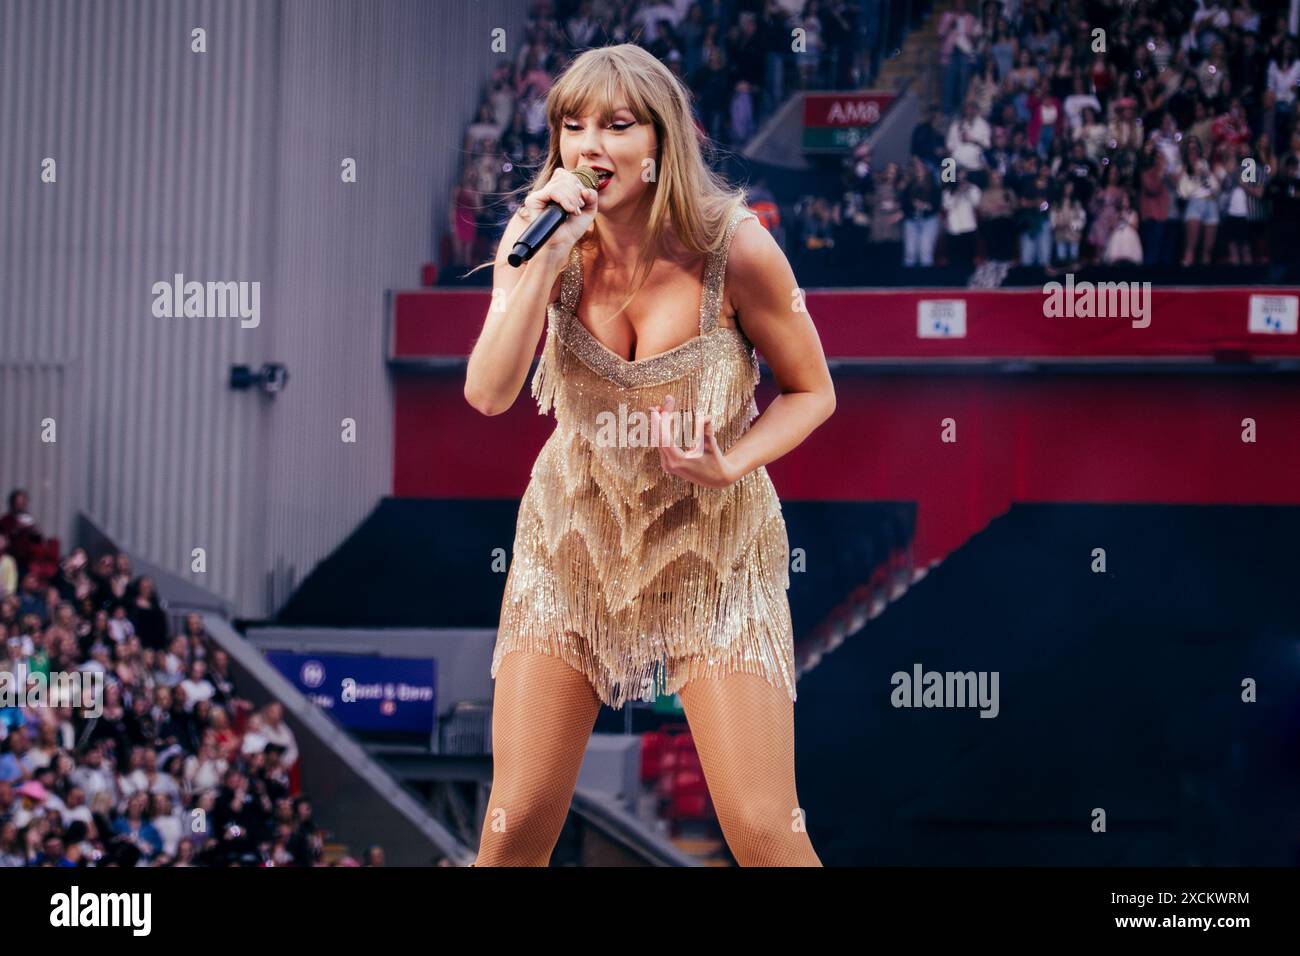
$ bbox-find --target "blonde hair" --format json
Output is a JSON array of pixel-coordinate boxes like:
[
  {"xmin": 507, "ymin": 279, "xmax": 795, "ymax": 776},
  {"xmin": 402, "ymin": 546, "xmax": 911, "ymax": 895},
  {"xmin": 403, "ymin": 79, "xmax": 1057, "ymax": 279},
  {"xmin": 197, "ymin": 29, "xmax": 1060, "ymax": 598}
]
[{"xmin": 468, "ymin": 44, "xmax": 749, "ymax": 322}]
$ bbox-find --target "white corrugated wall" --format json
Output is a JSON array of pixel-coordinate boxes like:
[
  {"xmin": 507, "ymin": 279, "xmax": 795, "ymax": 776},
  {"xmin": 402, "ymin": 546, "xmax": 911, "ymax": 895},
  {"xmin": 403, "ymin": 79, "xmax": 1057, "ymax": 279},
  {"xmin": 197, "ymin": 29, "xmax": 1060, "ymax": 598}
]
[
  {"xmin": 0, "ymin": 362, "xmax": 85, "ymax": 545},
  {"xmin": 1, "ymin": 0, "xmax": 528, "ymax": 613}
]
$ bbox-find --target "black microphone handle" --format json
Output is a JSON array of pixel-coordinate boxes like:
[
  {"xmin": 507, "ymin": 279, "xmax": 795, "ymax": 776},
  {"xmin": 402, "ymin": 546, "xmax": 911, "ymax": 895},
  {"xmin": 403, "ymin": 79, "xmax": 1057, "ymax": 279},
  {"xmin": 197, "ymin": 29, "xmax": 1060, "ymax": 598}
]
[{"xmin": 508, "ymin": 202, "xmax": 568, "ymax": 267}]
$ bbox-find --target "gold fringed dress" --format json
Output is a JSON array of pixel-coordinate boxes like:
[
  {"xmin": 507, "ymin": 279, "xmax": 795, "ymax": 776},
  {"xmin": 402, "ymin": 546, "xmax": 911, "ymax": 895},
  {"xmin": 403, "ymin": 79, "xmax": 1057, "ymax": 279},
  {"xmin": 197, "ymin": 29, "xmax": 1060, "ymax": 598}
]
[{"xmin": 491, "ymin": 208, "xmax": 796, "ymax": 710}]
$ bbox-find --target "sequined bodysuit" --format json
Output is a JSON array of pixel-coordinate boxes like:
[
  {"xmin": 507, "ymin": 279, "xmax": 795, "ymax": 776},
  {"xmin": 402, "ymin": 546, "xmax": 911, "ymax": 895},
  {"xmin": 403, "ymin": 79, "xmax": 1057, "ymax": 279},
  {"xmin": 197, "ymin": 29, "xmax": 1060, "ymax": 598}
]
[{"xmin": 491, "ymin": 208, "xmax": 796, "ymax": 710}]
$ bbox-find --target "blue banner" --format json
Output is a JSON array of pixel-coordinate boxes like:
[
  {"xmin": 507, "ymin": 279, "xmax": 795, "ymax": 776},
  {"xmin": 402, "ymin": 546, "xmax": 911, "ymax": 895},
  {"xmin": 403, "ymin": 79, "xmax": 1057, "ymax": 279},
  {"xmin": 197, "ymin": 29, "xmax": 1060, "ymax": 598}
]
[{"xmin": 265, "ymin": 652, "xmax": 437, "ymax": 734}]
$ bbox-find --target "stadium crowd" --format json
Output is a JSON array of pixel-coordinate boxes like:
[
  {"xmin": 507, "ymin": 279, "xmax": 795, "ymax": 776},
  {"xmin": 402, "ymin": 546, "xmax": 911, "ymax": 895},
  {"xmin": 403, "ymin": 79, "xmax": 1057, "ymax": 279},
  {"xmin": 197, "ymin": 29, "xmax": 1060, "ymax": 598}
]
[
  {"xmin": 0, "ymin": 488, "xmax": 371, "ymax": 867},
  {"xmin": 791, "ymin": 0, "xmax": 1300, "ymax": 274}
]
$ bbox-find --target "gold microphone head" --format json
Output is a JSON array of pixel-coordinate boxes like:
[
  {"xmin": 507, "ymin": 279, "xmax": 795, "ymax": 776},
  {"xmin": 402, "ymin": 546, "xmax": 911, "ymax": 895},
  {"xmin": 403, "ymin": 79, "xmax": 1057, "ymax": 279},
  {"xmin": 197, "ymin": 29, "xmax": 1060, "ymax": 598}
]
[{"xmin": 572, "ymin": 166, "xmax": 599, "ymax": 190}]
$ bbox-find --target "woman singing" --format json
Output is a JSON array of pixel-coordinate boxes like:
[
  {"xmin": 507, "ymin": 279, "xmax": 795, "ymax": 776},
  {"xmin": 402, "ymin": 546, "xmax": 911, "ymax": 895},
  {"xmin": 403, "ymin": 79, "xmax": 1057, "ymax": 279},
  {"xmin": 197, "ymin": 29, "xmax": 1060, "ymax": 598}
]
[{"xmin": 464, "ymin": 44, "xmax": 835, "ymax": 867}]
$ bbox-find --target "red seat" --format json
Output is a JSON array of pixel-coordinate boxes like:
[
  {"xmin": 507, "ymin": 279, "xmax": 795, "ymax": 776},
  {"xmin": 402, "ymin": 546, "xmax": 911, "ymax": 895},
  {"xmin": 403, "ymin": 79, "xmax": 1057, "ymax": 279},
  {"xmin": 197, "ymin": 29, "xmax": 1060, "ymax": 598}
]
[
  {"xmin": 639, "ymin": 730, "xmax": 668, "ymax": 783},
  {"xmin": 751, "ymin": 199, "xmax": 781, "ymax": 233},
  {"xmin": 653, "ymin": 741, "xmax": 683, "ymax": 800},
  {"xmin": 669, "ymin": 732, "xmax": 701, "ymax": 771},
  {"xmin": 27, "ymin": 538, "xmax": 61, "ymax": 585},
  {"xmin": 665, "ymin": 767, "xmax": 712, "ymax": 823},
  {"xmin": 646, "ymin": 724, "xmax": 700, "ymax": 800}
]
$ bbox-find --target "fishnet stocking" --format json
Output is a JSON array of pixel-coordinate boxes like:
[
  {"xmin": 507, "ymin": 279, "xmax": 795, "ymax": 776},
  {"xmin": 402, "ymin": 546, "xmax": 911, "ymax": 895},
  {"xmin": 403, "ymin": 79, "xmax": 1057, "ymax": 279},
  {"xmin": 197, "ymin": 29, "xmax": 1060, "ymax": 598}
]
[
  {"xmin": 678, "ymin": 670, "xmax": 822, "ymax": 866},
  {"xmin": 473, "ymin": 650, "xmax": 602, "ymax": 866}
]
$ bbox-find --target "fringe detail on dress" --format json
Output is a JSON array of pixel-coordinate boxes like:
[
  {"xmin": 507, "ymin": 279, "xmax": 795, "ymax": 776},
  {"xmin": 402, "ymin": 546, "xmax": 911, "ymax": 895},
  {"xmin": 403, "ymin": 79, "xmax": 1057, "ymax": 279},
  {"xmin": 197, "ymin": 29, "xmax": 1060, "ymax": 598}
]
[
  {"xmin": 530, "ymin": 323, "xmax": 564, "ymax": 417},
  {"xmin": 492, "ymin": 505, "xmax": 795, "ymax": 711}
]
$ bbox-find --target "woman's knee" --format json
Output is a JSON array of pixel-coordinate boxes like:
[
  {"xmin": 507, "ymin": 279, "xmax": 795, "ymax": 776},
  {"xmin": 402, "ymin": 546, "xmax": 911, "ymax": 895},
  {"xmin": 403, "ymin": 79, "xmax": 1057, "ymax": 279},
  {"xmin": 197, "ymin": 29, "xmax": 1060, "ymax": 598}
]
[
  {"xmin": 475, "ymin": 787, "xmax": 570, "ymax": 864},
  {"xmin": 482, "ymin": 776, "xmax": 572, "ymax": 835},
  {"xmin": 715, "ymin": 797, "xmax": 805, "ymax": 852}
]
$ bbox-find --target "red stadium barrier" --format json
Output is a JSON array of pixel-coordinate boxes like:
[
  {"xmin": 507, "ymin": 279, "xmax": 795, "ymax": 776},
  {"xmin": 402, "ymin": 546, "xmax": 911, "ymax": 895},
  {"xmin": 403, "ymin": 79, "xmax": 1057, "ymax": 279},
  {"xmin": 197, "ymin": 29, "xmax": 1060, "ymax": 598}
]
[
  {"xmin": 389, "ymin": 286, "xmax": 1300, "ymax": 363},
  {"xmin": 391, "ymin": 288, "xmax": 1300, "ymax": 568}
]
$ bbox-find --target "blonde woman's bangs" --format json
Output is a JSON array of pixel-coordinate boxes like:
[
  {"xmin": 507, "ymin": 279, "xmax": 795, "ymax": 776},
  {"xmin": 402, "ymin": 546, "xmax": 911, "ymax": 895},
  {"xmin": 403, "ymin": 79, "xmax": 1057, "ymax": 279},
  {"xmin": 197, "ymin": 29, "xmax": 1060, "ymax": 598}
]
[{"xmin": 549, "ymin": 58, "xmax": 657, "ymax": 129}]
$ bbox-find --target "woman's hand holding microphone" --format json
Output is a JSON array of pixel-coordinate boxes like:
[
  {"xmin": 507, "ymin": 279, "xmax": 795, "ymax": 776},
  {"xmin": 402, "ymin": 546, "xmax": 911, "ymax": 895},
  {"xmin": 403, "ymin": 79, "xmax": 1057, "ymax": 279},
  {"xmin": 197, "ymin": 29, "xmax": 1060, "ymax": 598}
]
[{"xmin": 518, "ymin": 167, "xmax": 599, "ymax": 268}]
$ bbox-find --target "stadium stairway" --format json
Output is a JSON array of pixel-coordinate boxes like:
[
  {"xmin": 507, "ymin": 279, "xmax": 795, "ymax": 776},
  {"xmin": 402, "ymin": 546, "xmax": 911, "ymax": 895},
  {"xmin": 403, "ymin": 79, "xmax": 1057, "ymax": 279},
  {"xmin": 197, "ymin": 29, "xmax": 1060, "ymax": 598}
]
[
  {"xmin": 875, "ymin": 0, "xmax": 949, "ymax": 111},
  {"xmin": 792, "ymin": 502, "xmax": 1300, "ymax": 866}
]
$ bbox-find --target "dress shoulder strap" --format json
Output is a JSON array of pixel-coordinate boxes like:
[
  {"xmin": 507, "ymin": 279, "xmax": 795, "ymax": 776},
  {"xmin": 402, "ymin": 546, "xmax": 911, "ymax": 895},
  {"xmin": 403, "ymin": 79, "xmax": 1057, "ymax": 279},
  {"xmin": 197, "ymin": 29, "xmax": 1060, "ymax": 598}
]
[{"xmin": 700, "ymin": 208, "xmax": 758, "ymax": 334}]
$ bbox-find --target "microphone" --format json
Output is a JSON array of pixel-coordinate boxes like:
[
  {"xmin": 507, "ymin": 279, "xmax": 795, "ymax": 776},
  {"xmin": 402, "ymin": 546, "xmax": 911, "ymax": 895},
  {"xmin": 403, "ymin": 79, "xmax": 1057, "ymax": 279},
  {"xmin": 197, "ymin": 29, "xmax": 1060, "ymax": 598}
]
[{"xmin": 508, "ymin": 166, "xmax": 600, "ymax": 267}]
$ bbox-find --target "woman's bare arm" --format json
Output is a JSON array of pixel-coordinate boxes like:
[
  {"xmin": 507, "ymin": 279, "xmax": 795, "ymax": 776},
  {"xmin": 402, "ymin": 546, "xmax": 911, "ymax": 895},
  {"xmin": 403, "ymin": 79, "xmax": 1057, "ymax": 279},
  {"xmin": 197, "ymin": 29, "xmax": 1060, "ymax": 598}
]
[
  {"xmin": 721, "ymin": 218, "xmax": 836, "ymax": 479},
  {"xmin": 463, "ymin": 212, "xmax": 568, "ymax": 416}
]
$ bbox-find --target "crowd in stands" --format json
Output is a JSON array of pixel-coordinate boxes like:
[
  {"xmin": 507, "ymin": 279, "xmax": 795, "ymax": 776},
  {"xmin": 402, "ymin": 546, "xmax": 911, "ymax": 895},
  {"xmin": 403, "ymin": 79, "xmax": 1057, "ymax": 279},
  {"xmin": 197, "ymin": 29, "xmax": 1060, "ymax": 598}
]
[
  {"xmin": 442, "ymin": 0, "xmax": 1300, "ymax": 282},
  {"xmin": 0, "ymin": 488, "xmax": 376, "ymax": 866},
  {"xmin": 448, "ymin": 0, "xmax": 866, "ymax": 274},
  {"xmin": 790, "ymin": 0, "xmax": 1300, "ymax": 276}
]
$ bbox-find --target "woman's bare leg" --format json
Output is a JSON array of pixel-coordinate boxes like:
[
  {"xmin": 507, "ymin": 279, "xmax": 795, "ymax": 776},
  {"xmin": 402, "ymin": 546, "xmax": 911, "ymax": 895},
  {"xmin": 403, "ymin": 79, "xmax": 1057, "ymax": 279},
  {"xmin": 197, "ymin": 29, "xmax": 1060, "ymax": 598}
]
[
  {"xmin": 473, "ymin": 649, "xmax": 602, "ymax": 866},
  {"xmin": 1182, "ymin": 219, "xmax": 1201, "ymax": 265},
  {"xmin": 1200, "ymin": 223, "xmax": 1217, "ymax": 264},
  {"xmin": 677, "ymin": 670, "xmax": 822, "ymax": 866}
]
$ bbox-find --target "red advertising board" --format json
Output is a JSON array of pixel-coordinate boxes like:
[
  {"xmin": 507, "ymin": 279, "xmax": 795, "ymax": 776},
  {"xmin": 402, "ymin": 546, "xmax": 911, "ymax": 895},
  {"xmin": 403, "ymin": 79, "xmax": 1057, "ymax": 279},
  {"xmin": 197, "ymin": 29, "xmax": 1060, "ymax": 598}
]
[
  {"xmin": 802, "ymin": 91, "xmax": 896, "ymax": 150},
  {"xmin": 803, "ymin": 91, "xmax": 897, "ymax": 126}
]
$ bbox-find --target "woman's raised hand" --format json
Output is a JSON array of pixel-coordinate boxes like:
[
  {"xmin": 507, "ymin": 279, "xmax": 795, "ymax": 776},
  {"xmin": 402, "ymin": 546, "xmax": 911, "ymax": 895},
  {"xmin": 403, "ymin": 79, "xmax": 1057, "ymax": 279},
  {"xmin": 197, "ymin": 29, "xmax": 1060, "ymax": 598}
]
[
  {"xmin": 649, "ymin": 394, "xmax": 737, "ymax": 489},
  {"xmin": 519, "ymin": 166, "xmax": 599, "ymax": 260}
]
